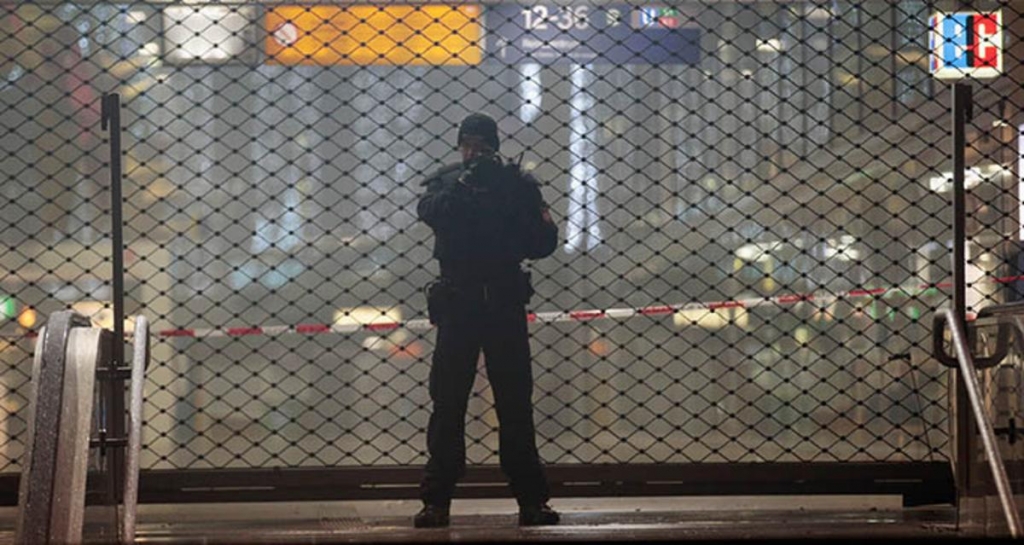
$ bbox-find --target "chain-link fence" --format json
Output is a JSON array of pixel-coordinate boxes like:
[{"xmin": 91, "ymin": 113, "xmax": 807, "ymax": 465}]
[{"xmin": 1, "ymin": 1, "xmax": 1022, "ymax": 480}]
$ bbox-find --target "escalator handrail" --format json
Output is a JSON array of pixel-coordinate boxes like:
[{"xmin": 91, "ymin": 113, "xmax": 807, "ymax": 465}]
[
  {"xmin": 121, "ymin": 315, "xmax": 148, "ymax": 544},
  {"xmin": 977, "ymin": 300, "xmax": 1024, "ymax": 319}
]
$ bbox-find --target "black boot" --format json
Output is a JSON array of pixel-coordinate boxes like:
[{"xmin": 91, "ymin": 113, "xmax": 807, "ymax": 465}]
[
  {"xmin": 414, "ymin": 504, "xmax": 450, "ymax": 528},
  {"xmin": 518, "ymin": 503, "xmax": 559, "ymax": 526}
]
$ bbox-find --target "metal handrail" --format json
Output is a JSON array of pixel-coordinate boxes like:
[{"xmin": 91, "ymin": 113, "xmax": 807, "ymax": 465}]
[
  {"xmin": 977, "ymin": 301, "xmax": 1024, "ymax": 319},
  {"xmin": 932, "ymin": 312, "xmax": 1010, "ymax": 370},
  {"xmin": 936, "ymin": 307, "xmax": 1022, "ymax": 537}
]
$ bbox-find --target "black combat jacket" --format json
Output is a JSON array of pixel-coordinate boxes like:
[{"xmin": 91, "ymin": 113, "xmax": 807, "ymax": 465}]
[{"xmin": 417, "ymin": 161, "xmax": 558, "ymax": 277}]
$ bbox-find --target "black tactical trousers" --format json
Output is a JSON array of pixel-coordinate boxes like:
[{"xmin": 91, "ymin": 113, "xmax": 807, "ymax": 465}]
[{"xmin": 420, "ymin": 278, "xmax": 550, "ymax": 507}]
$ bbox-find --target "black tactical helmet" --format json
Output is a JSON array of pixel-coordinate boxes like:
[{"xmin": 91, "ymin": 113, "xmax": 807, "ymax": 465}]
[{"xmin": 457, "ymin": 113, "xmax": 499, "ymax": 151}]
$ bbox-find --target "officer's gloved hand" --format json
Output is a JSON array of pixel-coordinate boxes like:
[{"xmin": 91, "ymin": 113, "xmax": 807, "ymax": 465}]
[{"xmin": 459, "ymin": 153, "xmax": 504, "ymax": 190}]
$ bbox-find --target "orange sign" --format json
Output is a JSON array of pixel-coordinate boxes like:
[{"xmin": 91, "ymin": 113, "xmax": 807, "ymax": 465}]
[{"xmin": 266, "ymin": 5, "xmax": 482, "ymax": 66}]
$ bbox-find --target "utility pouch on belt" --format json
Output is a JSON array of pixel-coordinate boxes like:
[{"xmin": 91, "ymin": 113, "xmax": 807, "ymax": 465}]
[
  {"xmin": 519, "ymin": 270, "xmax": 534, "ymax": 304},
  {"xmin": 426, "ymin": 280, "xmax": 452, "ymax": 325}
]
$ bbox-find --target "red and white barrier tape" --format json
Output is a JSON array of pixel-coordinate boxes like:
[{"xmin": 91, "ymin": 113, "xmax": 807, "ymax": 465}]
[{"xmin": 6, "ymin": 275, "xmax": 1022, "ymax": 341}]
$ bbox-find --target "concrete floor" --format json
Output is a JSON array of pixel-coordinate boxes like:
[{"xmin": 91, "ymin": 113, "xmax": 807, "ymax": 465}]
[{"xmin": 122, "ymin": 496, "xmax": 956, "ymax": 542}]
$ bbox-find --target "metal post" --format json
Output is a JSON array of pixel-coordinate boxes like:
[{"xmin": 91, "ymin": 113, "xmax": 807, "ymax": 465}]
[
  {"xmin": 101, "ymin": 94, "xmax": 124, "ymax": 368},
  {"xmin": 955, "ymin": 373, "xmax": 974, "ymax": 524},
  {"xmin": 952, "ymin": 83, "xmax": 971, "ymax": 330},
  {"xmin": 100, "ymin": 93, "xmax": 127, "ymax": 505},
  {"xmin": 951, "ymin": 82, "xmax": 973, "ymax": 529}
]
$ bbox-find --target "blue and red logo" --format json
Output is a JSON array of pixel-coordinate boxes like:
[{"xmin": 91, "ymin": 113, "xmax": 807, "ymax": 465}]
[
  {"xmin": 634, "ymin": 7, "xmax": 682, "ymax": 29},
  {"xmin": 930, "ymin": 11, "xmax": 1002, "ymax": 78}
]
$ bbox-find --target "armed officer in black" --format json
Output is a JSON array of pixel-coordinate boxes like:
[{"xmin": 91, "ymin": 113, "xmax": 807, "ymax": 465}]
[{"xmin": 414, "ymin": 113, "xmax": 560, "ymax": 528}]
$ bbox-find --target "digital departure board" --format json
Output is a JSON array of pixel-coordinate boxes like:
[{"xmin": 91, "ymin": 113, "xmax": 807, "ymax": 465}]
[{"xmin": 486, "ymin": 4, "xmax": 700, "ymax": 65}]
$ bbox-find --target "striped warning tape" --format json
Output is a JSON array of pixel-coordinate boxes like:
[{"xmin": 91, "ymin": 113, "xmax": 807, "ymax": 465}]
[{"xmin": 6, "ymin": 275, "xmax": 1021, "ymax": 341}]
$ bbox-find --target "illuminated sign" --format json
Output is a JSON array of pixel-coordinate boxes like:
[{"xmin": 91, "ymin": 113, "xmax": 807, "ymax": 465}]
[
  {"xmin": 927, "ymin": 164, "xmax": 1007, "ymax": 193},
  {"xmin": 164, "ymin": 5, "xmax": 257, "ymax": 63},
  {"xmin": 487, "ymin": 4, "xmax": 700, "ymax": 64},
  {"xmin": 0, "ymin": 296, "xmax": 14, "ymax": 321},
  {"xmin": 634, "ymin": 6, "xmax": 682, "ymax": 29},
  {"xmin": 266, "ymin": 5, "xmax": 482, "ymax": 66},
  {"xmin": 18, "ymin": 307, "xmax": 36, "ymax": 329},
  {"xmin": 1019, "ymin": 124, "xmax": 1024, "ymax": 241},
  {"xmin": 929, "ymin": 11, "xmax": 1002, "ymax": 79}
]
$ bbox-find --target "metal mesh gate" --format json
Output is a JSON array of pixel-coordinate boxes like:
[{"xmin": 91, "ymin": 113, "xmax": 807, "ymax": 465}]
[{"xmin": 1, "ymin": 0, "xmax": 1022, "ymax": 487}]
